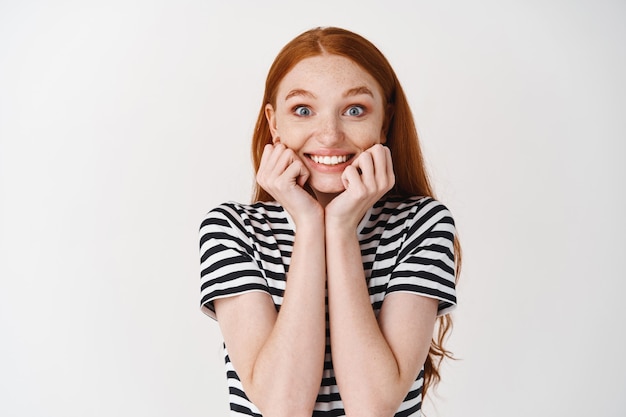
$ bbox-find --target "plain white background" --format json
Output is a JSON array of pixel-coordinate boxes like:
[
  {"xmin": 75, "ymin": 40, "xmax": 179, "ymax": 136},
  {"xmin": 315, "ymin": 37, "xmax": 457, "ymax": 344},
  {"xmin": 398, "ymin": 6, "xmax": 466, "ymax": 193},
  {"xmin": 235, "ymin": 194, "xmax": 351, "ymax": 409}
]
[{"xmin": 1, "ymin": 0, "xmax": 625, "ymax": 416}]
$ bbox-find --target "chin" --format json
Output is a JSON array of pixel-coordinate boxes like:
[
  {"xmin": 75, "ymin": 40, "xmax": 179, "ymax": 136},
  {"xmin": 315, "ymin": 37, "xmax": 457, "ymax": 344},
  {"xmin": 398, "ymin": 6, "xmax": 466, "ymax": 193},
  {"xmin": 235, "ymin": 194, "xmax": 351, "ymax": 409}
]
[{"xmin": 309, "ymin": 179, "xmax": 345, "ymax": 196}]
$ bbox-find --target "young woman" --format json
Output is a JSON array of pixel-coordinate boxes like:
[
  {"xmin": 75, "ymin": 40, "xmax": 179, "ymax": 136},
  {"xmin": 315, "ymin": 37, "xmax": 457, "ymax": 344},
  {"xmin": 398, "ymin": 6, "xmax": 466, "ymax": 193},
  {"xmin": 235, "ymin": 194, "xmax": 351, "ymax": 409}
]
[{"xmin": 200, "ymin": 27, "xmax": 460, "ymax": 417}]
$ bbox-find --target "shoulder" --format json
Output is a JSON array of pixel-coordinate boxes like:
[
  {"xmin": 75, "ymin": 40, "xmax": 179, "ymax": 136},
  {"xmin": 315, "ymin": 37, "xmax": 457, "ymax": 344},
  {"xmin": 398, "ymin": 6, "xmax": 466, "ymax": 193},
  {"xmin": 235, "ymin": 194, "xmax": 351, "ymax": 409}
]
[
  {"xmin": 199, "ymin": 201, "xmax": 291, "ymax": 247},
  {"xmin": 374, "ymin": 195, "xmax": 455, "ymax": 228},
  {"xmin": 200, "ymin": 201, "xmax": 286, "ymax": 229}
]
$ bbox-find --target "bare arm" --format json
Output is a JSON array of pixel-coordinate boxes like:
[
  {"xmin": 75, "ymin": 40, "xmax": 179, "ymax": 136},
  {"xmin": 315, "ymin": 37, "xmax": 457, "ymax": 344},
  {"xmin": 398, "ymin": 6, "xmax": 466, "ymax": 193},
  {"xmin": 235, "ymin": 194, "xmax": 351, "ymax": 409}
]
[
  {"xmin": 214, "ymin": 144, "xmax": 327, "ymax": 417},
  {"xmin": 215, "ymin": 219, "xmax": 326, "ymax": 416},
  {"xmin": 326, "ymin": 227, "xmax": 437, "ymax": 416},
  {"xmin": 325, "ymin": 144, "xmax": 438, "ymax": 416}
]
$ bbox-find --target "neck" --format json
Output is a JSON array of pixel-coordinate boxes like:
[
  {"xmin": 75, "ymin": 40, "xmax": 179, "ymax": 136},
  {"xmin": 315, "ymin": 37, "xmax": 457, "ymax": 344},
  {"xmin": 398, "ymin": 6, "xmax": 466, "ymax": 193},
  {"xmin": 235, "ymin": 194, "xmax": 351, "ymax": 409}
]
[{"xmin": 313, "ymin": 190, "xmax": 340, "ymax": 208}]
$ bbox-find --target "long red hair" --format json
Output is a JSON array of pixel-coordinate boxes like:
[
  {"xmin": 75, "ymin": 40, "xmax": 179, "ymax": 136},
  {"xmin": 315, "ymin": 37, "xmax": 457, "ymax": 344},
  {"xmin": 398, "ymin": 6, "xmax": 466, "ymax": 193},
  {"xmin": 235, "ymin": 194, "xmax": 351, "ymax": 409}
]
[{"xmin": 250, "ymin": 26, "xmax": 461, "ymax": 398}]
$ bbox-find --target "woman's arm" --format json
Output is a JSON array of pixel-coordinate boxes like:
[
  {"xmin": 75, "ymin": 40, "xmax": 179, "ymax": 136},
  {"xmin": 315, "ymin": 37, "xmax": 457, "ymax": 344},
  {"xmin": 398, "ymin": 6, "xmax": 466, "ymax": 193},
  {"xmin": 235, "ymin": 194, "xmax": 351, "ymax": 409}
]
[
  {"xmin": 214, "ymin": 218, "xmax": 326, "ymax": 417},
  {"xmin": 325, "ymin": 228, "xmax": 437, "ymax": 416},
  {"xmin": 214, "ymin": 144, "xmax": 327, "ymax": 417},
  {"xmin": 325, "ymin": 144, "xmax": 438, "ymax": 416}
]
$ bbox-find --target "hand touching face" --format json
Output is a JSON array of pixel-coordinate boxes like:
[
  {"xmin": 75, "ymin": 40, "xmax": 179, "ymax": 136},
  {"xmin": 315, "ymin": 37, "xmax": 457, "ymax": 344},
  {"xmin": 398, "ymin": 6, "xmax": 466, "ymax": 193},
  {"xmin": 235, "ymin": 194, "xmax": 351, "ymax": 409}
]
[
  {"xmin": 326, "ymin": 143, "xmax": 395, "ymax": 228},
  {"xmin": 255, "ymin": 143, "xmax": 322, "ymax": 222},
  {"xmin": 264, "ymin": 54, "xmax": 388, "ymax": 204}
]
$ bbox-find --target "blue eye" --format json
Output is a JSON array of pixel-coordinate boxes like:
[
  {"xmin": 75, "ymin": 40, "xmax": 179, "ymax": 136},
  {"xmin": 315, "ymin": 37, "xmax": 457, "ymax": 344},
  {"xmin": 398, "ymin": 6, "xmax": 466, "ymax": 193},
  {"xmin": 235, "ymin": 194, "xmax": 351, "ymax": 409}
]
[
  {"xmin": 294, "ymin": 106, "xmax": 312, "ymax": 116},
  {"xmin": 345, "ymin": 105, "xmax": 365, "ymax": 117}
]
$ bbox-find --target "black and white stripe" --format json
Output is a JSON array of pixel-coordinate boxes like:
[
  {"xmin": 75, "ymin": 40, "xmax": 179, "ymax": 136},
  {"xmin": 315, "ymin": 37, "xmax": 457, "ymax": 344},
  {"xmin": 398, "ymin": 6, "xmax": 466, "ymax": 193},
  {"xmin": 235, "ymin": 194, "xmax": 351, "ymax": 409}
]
[{"xmin": 199, "ymin": 195, "xmax": 457, "ymax": 416}]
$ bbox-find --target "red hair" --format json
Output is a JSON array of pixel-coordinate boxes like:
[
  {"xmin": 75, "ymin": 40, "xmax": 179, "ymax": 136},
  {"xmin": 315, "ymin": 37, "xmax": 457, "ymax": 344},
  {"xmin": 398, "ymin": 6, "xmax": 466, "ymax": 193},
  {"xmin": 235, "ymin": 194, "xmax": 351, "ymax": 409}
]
[{"xmin": 250, "ymin": 26, "xmax": 461, "ymax": 398}]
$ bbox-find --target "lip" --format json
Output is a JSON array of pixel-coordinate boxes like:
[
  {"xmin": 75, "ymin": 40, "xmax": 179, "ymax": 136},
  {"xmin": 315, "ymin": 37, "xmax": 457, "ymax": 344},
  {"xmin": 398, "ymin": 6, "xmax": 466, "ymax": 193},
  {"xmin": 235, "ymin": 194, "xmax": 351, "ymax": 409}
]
[{"xmin": 304, "ymin": 151, "xmax": 356, "ymax": 172}]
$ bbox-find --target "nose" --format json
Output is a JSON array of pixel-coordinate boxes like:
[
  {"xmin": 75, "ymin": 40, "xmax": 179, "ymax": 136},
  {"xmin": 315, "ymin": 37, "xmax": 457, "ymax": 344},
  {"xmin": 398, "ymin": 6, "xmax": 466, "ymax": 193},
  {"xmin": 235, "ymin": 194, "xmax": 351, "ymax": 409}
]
[{"xmin": 316, "ymin": 113, "xmax": 343, "ymax": 145}]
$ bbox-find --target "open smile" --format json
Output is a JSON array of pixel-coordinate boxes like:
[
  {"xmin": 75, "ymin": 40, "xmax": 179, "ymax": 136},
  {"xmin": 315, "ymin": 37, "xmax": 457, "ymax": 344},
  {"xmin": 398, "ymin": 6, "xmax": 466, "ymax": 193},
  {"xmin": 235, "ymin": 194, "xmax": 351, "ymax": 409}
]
[{"xmin": 306, "ymin": 154, "xmax": 355, "ymax": 166}]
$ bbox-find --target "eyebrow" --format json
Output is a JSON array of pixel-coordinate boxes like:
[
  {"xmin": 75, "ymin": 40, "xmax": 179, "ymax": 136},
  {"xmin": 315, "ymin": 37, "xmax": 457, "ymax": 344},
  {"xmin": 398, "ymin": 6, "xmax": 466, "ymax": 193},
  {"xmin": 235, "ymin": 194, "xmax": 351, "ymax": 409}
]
[
  {"xmin": 344, "ymin": 86, "xmax": 374, "ymax": 98},
  {"xmin": 283, "ymin": 86, "xmax": 374, "ymax": 101},
  {"xmin": 285, "ymin": 89, "xmax": 316, "ymax": 101}
]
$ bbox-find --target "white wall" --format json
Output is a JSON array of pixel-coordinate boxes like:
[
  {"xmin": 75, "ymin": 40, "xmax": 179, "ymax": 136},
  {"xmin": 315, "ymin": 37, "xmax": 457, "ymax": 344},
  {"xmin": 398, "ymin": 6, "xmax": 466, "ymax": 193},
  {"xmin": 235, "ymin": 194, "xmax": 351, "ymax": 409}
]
[{"xmin": 1, "ymin": 1, "xmax": 624, "ymax": 416}]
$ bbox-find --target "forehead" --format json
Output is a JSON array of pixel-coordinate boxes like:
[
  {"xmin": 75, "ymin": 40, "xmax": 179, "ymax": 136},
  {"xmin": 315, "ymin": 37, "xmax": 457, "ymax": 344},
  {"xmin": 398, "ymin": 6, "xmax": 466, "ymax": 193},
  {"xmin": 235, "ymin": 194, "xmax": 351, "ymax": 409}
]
[{"xmin": 277, "ymin": 54, "xmax": 384, "ymax": 99}]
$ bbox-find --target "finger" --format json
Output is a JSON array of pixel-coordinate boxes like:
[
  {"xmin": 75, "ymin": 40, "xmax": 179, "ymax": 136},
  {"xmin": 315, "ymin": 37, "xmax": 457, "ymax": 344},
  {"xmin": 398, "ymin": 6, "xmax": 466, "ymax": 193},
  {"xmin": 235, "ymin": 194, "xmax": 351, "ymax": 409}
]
[
  {"xmin": 354, "ymin": 151, "xmax": 376, "ymax": 189},
  {"xmin": 341, "ymin": 165, "xmax": 364, "ymax": 193},
  {"xmin": 273, "ymin": 146, "xmax": 294, "ymax": 173},
  {"xmin": 273, "ymin": 148, "xmax": 308, "ymax": 187},
  {"xmin": 256, "ymin": 144, "xmax": 275, "ymax": 185},
  {"xmin": 369, "ymin": 144, "xmax": 390, "ymax": 188},
  {"xmin": 267, "ymin": 143, "xmax": 287, "ymax": 169},
  {"xmin": 264, "ymin": 145, "xmax": 294, "ymax": 183},
  {"xmin": 282, "ymin": 158, "xmax": 309, "ymax": 188},
  {"xmin": 258, "ymin": 144, "xmax": 289, "ymax": 188},
  {"xmin": 295, "ymin": 161, "xmax": 310, "ymax": 188},
  {"xmin": 259, "ymin": 144, "xmax": 275, "ymax": 169},
  {"xmin": 384, "ymin": 146, "xmax": 395, "ymax": 189},
  {"xmin": 259, "ymin": 143, "xmax": 289, "ymax": 175}
]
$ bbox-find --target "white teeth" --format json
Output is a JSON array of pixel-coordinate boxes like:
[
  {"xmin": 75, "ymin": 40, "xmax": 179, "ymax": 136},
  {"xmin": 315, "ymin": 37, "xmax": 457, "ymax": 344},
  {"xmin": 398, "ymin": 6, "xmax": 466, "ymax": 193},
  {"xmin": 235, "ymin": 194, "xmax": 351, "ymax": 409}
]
[{"xmin": 310, "ymin": 155, "xmax": 349, "ymax": 165}]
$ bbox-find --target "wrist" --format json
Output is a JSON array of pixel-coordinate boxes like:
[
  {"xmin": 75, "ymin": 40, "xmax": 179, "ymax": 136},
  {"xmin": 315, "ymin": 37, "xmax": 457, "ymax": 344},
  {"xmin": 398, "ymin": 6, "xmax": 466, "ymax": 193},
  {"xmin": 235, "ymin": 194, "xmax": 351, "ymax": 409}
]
[
  {"xmin": 324, "ymin": 207, "xmax": 364, "ymax": 233},
  {"xmin": 325, "ymin": 218, "xmax": 359, "ymax": 240},
  {"xmin": 292, "ymin": 206, "xmax": 325, "ymax": 230}
]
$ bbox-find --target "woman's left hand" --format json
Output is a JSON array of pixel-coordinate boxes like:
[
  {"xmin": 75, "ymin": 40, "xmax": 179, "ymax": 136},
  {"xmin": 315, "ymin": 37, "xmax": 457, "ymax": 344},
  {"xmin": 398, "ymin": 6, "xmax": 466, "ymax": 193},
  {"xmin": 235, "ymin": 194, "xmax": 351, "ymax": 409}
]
[{"xmin": 325, "ymin": 144, "xmax": 395, "ymax": 230}]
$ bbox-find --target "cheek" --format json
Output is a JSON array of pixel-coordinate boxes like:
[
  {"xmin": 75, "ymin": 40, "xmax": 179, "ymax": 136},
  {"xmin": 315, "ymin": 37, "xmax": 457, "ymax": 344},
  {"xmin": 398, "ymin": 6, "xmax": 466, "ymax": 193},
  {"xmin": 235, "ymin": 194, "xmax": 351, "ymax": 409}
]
[
  {"xmin": 351, "ymin": 122, "xmax": 385, "ymax": 146},
  {"xmin": 274, "ymin": 125, "xmax": 308, "ymax": 148}
]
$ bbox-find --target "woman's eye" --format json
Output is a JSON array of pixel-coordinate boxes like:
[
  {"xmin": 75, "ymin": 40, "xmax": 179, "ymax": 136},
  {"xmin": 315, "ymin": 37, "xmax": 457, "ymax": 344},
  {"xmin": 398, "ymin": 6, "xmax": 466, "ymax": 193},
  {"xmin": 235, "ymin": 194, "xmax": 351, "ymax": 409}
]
[
  {"xmin": 345, "ymin": 105, "xmax": 365, "ymax": 117},
  {"xmin": 294, "ymin": 106, "xmax": 312, "ymax": 117}
]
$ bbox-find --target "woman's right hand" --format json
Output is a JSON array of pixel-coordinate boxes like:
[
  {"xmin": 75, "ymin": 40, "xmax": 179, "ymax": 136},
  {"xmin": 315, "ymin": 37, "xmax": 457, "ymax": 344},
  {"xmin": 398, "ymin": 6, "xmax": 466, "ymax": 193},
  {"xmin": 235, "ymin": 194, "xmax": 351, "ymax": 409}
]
[{"xmin": 256, "ymin": 143, "xmax": 323, "ymax": 223}]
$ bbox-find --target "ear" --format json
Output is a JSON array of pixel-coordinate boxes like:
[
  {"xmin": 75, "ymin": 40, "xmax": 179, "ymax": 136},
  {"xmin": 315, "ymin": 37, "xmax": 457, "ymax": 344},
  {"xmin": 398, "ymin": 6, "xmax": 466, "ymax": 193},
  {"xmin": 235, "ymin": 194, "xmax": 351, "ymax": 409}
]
[{"xmin": 265, "ymin": 103, "xmax": 280, "ymax": 143}]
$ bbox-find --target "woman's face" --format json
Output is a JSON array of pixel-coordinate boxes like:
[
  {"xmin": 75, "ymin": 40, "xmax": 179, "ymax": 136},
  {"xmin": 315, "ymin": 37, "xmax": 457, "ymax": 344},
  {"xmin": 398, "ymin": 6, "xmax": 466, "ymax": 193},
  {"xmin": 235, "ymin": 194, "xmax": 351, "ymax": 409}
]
[{"xmin": 265, "ymin": 54, "xmax": 387, "ymax": 200}]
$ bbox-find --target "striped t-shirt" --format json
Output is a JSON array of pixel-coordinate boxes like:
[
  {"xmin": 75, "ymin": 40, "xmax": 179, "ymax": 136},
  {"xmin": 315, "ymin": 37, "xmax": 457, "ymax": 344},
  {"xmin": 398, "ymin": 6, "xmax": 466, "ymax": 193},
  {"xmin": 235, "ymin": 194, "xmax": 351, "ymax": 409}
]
[{"xmin": 199, "ymin": 195, "xmax": 457, "ymax": 416}]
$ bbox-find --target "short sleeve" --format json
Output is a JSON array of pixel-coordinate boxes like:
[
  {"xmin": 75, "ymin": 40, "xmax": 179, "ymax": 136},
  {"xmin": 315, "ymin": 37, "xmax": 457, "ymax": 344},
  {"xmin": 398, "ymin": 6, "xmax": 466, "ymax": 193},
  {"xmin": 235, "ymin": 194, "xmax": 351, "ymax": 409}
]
[
  {"xmin": 387, "ymin": 200, "xmax": 457, "ymax": 316},
  {"xmin": 199, "ymin": 204, "xmax": 269, "ymax": 320}
]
